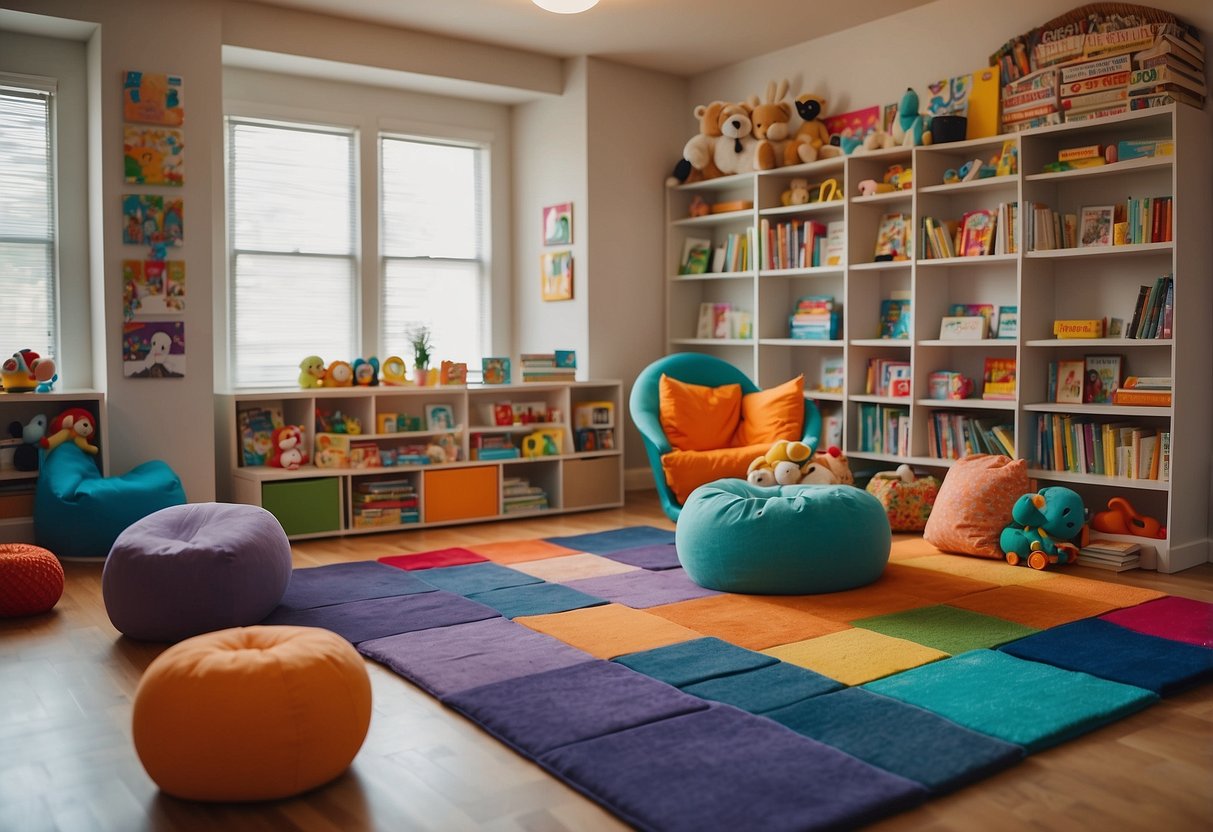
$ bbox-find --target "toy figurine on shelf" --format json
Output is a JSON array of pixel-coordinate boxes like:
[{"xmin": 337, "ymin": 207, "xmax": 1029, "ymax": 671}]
[
  {"xmin": 1092, "ymin": 496, "xmax": 1165, "ymax": 539},
  {"xmin": 353, "ymin": 356, "xmax": 380, "ymax": 386},
  {"xmin": 298, "ymin": 355, "xmax": 326, "ymax": 388},
  {"xmin": 33, "ymin": 356, "xmax": 57, "ymax": 392},
  {"xmin": 41, "ymin": 407, "xmax": 99, "ymax": 455},
  {"xmin": 688, "ymin": 195, "xmax": 710, "ymax": 217},
  {"xmin": 268, "ymin": 425, "xmax": 309, "ymax": 470},
  {"xmin": 1000, "ymin": 486, "xmax": 1088, "ymax": 570},
  {"xmin": 325, "ymin": 360, "xmax": 354, "ymax": 387},
  {"xmin": 380, "ymin": 356, "xmax": 409, "ymax": 386},
  {"xmin": 1, "ymin": 349, "xmax": 41, "ymax": 392}
]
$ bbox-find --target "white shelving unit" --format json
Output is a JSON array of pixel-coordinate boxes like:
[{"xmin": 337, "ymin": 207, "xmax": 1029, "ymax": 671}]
[
  {"xmin": 665, "ymin": 105, "xmax": 1211, "ymax": 573},
  {"xmin": 216, "ymin": 381, "xmax": 623, "ymax": 540}
]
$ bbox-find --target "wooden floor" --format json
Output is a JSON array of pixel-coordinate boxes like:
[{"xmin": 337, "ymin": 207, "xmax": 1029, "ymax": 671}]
[{"xmin": 3, "ymin": 491, "xmax": 1211, "ymax": 831}]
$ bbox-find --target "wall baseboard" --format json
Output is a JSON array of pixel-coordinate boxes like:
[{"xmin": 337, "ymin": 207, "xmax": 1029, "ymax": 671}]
[{"xmin": 624, "ymin": 467, "xmax": 656, "ymax": 492}]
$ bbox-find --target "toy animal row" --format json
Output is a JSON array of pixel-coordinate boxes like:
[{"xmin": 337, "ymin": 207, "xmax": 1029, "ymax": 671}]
[
  {"xmin": 1, "ymin": 349, "xmax": 57, "ymax": 393},
  {"xmin": 5, "ymin": 408, "xmax": 97, "ymax": 471},
  {"xmin": 672, "ymin": 85, "xmax": 935, "ymax": 186},
  {"xmin": 746, "ymin": 441, "xmax": 854, "ymax": 487},
  {"xmin": 299, "ymin": 356, "xmax": 411, "ymax": 388}
]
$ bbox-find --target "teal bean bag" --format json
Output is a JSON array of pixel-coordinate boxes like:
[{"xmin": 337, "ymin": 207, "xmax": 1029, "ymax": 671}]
[
  {"xmin": 676, "ymin": 479, "xmax": 891, "ymax": 594},
  {"xmin": 34, "ymin": 443, "xmax": 186, "ymax": 559}
]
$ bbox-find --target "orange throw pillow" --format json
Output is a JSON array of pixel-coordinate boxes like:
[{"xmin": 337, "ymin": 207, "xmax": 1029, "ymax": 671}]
[
  {"xmin": 923, "ymin": 454, "xmax": 1028, "ymax": 558},
  {"xmin": 661, "ymin": 443, "xmax": 773, "ymax": 504},
  {"xmin": 733, "ymin": 375, "xmax": 805, "ymax": 447},
  {"xmin": 658, "ymin": 375, "xmax": 742, "ymax": 452}
]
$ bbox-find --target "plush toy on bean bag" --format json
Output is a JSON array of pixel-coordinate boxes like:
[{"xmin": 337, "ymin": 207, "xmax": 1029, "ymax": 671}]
[
  {"xmin": 999, "ymin": 486, "xmax": 1088, "ymax": 570},
  {"xmin": 668, "ymin": 101, "xmax": 728, "ymax": 185},
  {"xmin": 799, "ymin": 446, "xmax": 853, "ymax": 485},
  {"xmin": 746, "ymin": 439, "xmax": 813, "ymax": 486}
]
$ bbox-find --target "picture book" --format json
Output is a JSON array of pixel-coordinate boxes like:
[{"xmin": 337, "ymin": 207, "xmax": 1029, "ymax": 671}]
[
  {"xmin": 996, "ymin": 305, "xmax": 1018, "ymax": 339},
  {"xmin": 1082, "ymin": 355, "xmax": 1122, "ymax": 404},
  {"xmin": 696, "ymin": 303, "xmax": 715, "ymax": 338},
  {"xmin": 959, "ymin": 209, "xmax": 997, "ymax": 256},
  {"xmin": 928, "ymin": 371, "xmax": 971, "ymax": 400},
  {"xmin": 1078, "ymin": 205, "xmax": 1113, "ymax": 247},
  {"xmin": 680, "ymin": 237, "xmax": 712, "ymax": 274},
  {"xmin": 1056, "ymin": 359, "xmax": 1086, "ymax": 404},
  {"xmin": 939, "ymin": 316, "xmax": 987, "ymax": 340},
  {"xmin": 880, "ymin": 296, "xmax": 911, "ymax": 340},
  {"xmin": 982, "ymin": 357, "xmax": 1017, "ymax": 400},
  {"xmin": 481, "ymin": 357, "xmax": 511, "ymax": 385},
  {"xmin": 238, "ymin": 406, "xmax": 283, "ymax": 466},
  {"xmin": 555, "ymin": 350, "xmax": 577, "ymax": 368},
  {"xmin": 873, "ymin": 213, "xmax": 910, "ymax": 261},
  {"xmin": 824, "ymin": 221, "xmax": 846, "ymax": 266},
  {"xmin": 820, "ymin": 356, "xmax": 845, "ymax": 394}
]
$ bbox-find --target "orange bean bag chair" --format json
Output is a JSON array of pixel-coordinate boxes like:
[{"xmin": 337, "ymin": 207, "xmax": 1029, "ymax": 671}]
[
  {"xmin": 132, "ymin": 626, "xmax": 372, "ymax": 801},
  {"xmin": 0, "ymin": 543, "xmax": 64, "ymax": 617}
]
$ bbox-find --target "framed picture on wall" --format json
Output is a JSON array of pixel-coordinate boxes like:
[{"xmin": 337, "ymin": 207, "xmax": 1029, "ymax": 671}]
[
  {"xmin": 541, "ymin": 250, "xmax": 573, "ymax": 301},
  {"xmin": 542, "ymin": 202, "xmax": 572, "ymax": 246}
]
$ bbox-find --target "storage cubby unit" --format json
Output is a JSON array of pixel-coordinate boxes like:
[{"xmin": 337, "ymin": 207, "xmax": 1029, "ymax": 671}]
[
  {"xmin": 665, "ymin": 104, "xmax": 1211, "ymax": 572},
  {"xmin": 0, "ymin": 390, "xmax": 108, "ymax": 542},
  {"xmin": 216, "ymin": 381, "xmax": 623, "ymax": 539}
]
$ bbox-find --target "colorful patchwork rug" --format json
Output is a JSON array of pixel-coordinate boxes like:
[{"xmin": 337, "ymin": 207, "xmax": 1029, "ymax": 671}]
[{"xmin": 263, "ymin": 526, "xmax": 1213, "ymax": 831}]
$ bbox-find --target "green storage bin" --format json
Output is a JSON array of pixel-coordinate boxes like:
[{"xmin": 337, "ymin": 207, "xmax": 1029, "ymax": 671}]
[{"xmin": 261, "ymin": 477, "xmax": 341, "ymax": 536}]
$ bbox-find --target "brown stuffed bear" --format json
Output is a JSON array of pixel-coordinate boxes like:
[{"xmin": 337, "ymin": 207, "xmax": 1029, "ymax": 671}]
[
  {"xmin": 748, "ymin": 79, "xmax": 793, "ymax": 171},
  {"xmin": 784, "ymin": 93, "xmax": 843, "ymax": 166},
  {"xmin": 799, "ymin": 446, "xmax": 854, "ymax": 485},
  {"xmin": 668, "ymin": 101, "xmax": 728, "ymax": 185}
]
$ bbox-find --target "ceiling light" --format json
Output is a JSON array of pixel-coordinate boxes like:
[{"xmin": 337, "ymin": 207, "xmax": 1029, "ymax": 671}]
[{"xmin": 532, "ymin": 0, "xmax": 599, "ymax": 13}]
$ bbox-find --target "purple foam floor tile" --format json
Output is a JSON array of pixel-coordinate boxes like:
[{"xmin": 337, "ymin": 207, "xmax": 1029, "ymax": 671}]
[
  {"xmin": 564, "ymin": 569, "xmax": 720, "ymax": 609},
  {"xmin": 445, "ymin": 660, "xmax": 709, "ymax": 757},
  {"xmin": 277, "ymin": 561, "xmax": 436, "ymax": 610},
  {"xmin": 261, "ymin": 590, "xmax": 499, "ymax": 644},
  {"xmin": 540, "ymin": 704, "xmax": 927, "ymax": 832},
  {"xmin": 599, "ymin": 543, "xmax": 682, "ymax": 571},
  {"xmin": 359, "ymin": 617, "xmax": 593, "ymax": 698}
]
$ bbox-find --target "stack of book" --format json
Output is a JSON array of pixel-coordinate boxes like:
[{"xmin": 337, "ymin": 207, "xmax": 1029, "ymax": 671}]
[
  {"xmin": 1033, "ymin": 414, "xmax": 1170, "ymax": 481},
  {"xmin": 1001, "ymin": 67, "xmax": 1061, "ymax": 132},
  {"xmin": 1120, "ymin": 196, "xmax": 1172, "ymax": 246},
  {"xmin": 470, "ymin": 432, "xmax": 520, "ymax": 460},
  {"xmin": 352, "ymin": 478, "xmax": 419, "ymax": 528},
  {"xmin": 1126, "ymin": 274, "xmax": 1173, "ymax": 340},
  {"xmin": 1077, "ymin": 538, "xmax": 1141, "ymax": 572},
  {"xmin": 865, "ymin": 358, "xmax": 910, "ymax": 397},
  {"xmin": 1112, "ymin": 375, "xmax": 1172, "ymax": 408},
  {"xmin": 1059, "ymin": 54, "xmax": 1131, "ymax": 122},
  {"xmin": 760, "ymin": 218, "xmax": 826, "ymax": 270},
  {"xmin": 520, "ymin": 351, "xmax": 576, "ymax": 382},
  {"xmin": 927, "ymin": 413, "xmax": 1014, "ymax": 459},
  {"xmin": 1024, "ymin": 202, "xmax": 1076, "ymax": 251},
  {"xmin": 857, "ymin": 403, "xmax": 909, "ymax": 456},
  {"xmin": 502, "ymin": 476, "xmax": 549, "ymax": 514},
  {"xmin": 789, "ymin": 295, "xmax": 840, "ymax": 340},
  {"xmin": 1129, "ymin": 32, "xmax": 1206, "ymax": 110},
  {"xmin": 981, "ymin": 357, "xmax": 1016, "ymax": 401}
]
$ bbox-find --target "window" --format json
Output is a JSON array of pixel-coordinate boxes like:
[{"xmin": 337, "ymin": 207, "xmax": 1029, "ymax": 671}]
[
  {"xmin": 226, "ymin": 118, "xmax": 358, "ymax": 388},
  {"xmin": 0, "ymin": 81, "xmax": 57, "ymax": 359},
  {"xmin": 380, "ymin": 136, "xmax": 487, "ymax": 368}
]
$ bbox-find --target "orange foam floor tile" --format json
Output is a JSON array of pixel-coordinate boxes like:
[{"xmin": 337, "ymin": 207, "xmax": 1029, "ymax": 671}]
[
  {"xmin": 877, "ymin": 563, "xmax": 999, "ymax": 602},
  {"xmin": 763, "ymin": 584, "xmax": 933, "ymax": 623},
  {"xmin": 1027, "ymin": 573, "xmax": 1168, "ymax": 608},
  {"xmin": 647, "ymin": 594, "xmax": 849, "ymax": 651},
  {"xmin": 946, "ymin": 585, "xmax": 1118, "ymax": 629},
  {"xmin": 889, "ymin": 536, "xmax": 943, "ymax": 560},
  {"xmin": 515, "ymin": 603, "xmax": 701, "ymax": 660},
  {"xmin": 894, "ymin": 554, "xmax": 1056, "ymax": 586}
]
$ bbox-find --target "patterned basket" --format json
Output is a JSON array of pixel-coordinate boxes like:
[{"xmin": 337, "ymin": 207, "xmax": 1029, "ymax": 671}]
[{"xmin": 865, "ymin": 475, "xmax": 941, "ymax": 532}]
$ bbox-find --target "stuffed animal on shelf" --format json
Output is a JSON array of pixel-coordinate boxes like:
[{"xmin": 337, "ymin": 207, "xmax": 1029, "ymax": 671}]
[
  {"xmin": 6, "ymin": 415, "xmax": 47, "ymax": 471},
  {"xmin": 857, "ymin": 178, "xmax": 895, "ymax": 196},
  {"xmin": 353, "ymin": 357, "xmax": 380, "ymax": 386},
  {"xmin": 799, "ymin": 446, "xmax": 854, "ymax": 485},
  {"xmin": 688, "ymin": 195, "xmax": 711, "ymax": 217},
  {"xmin": 1091, "ymin": 496, "xmax": 1165, "ymax": 539},
  {"xmin": 747, "ymin": 439, "xmax": 814, "ymax": 486},
  {"xmin": 380, "ymin": 356, "xmax": 409, "ymax": 386},
  {"xmin": 1000, "ymin": 486, "xmax": 1088, "ymax": 570},
  {"xmin": 325, "ymin": 360, "xmax": 354, "ymax": 387},
  {"xmin": 784, "ymin": 93, "xmax": 842, "ymax": 165},
  {"xmin": 268, "ymin": 425, "xmax": 309, "ymax": 470},
  {"xmin": 668, "ymin": 101, "xmax": 728, "ymax": 186},
  {"xmin": 712, "ymin": 102, "xmax": 758, "ymax": 176},
  {"xmin": 41, "ymin": 408, "xmax": 98, "ymax": 455},
  {"xmin": 1, "ymin": 349, "xmax": 41, "ymax": 393},
  {"xmin": 298, "ymin": 356, "xmax": 326, "ymax": 388},
  {"xmin": 781, "ymin": 178, "xmax": 811, "ymax": 205},
  {"xmin": 32, "ymin": 356, "xmax": 57, "ymax": 393},
  {"xmin": 748, "ymin": 79, "xmax": 793, "ymax": 170},
  {"xmin": 891, "ymin": 88, "xmax": 931, "ymax": 147}
]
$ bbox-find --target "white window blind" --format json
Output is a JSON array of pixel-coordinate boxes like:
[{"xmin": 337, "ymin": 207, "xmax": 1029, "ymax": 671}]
[
  {"xmin": 380, "ymin": 137, "xmax": 486, "ymax": 369},
  {"xmin": 227, "ymin": 118, "xmax": 358, "ymax": 388},
  {"xmin": 0, "ymin": 85, "xmax": 56, "ymax": 359}
]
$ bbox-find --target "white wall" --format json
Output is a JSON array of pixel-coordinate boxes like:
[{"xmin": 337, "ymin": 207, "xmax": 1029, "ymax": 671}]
[{"xmin": 0, "ymin": 29, "xmax": 91, "ymax": 388}]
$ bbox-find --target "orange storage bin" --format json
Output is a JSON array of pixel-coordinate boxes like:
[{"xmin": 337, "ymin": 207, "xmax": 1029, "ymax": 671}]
[{"xmin": 424, "ymin": 466, "xmax": 498, "ymax": 523}]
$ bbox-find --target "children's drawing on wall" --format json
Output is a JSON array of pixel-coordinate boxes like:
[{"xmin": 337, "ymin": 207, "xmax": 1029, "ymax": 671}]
[
  {"xmin": 541, "ymin": 250, "xmax": 573, "ymax": 301},
  {"xmin": 123, "ymin": 320, "xmax": 186, "ymax": 378},
  {"xmin": 123, "ymin": 260, "xmax": 185, "ymax": 321},
  {"xmin": 122, "ymin": 195, "xmax": 183, "ymax": 247},
  {"xmin": 123, "ymin": 126, "xmax": 184, "ymax": 185},
  {"xmin": 123, "ymin": 70, "xmax": 184, "ymax": 126},
  {"xmin": 542, "ymin": 202, "xmax": 572, "ymax": 246}
]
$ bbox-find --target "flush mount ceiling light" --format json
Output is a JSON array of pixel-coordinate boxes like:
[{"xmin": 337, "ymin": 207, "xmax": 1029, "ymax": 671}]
[{"xmin": 532, "ymin": 0, "xmax": 599, "ymax": 13}]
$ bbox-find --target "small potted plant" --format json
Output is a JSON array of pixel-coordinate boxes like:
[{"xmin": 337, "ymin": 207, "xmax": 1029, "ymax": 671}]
[{"xmin": 410, "ymin": 326, "xmax": 432, "ymax": 385}]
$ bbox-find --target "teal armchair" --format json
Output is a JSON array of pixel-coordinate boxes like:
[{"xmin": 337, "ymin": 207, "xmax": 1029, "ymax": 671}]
[{"xmin": 629, "ymin": 353, "xmax": 821, "ymax": 522}]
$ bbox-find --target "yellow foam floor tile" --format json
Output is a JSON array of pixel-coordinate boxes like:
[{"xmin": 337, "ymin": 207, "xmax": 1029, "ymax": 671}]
[{"xmin": 762, "ymin": 628, "xmax": 948, "ymax": 686}]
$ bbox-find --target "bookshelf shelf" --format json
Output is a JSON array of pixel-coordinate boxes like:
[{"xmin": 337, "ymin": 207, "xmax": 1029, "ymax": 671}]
[
  {"xmin": 670, "ymin": 209, "xmax": 753, "ymax": 227},
  {"xmin": 670, "ymin": 271, "xmax": 752, "ymax": 282},
  {"xmin": 664, "ymin": 105, "xmax": 1208, "ymax": 571}
]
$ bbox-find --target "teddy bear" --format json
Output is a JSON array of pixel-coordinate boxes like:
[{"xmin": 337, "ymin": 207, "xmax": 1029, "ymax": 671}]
[
  {"xmin": 799, "ymin": 446, "xmax": 854, "ymax": 485},
  {"xmin": 784, "ymin": 93, "xmax": 843, "ymax": 165},
  {"xmin": 748, "ymin": 79, "xmax": 793, "ymax": 171},
  {"xmin": 891, "ymin": 88, "xmax": 932, "ymax": 147},
  {"xmin": 712, "ymin": 102, "xmax": 758, "ymax": 176},
  {"xmin": 746, "ymin": 439, "xmax": 813, "ymax": 486},
  {"xmin": 781, "ymin": 178, "xmax": 810, "ymax": 205},
  {"xmin": 668, "ymin": 101, "xmax": 728, "ymax": 186}
]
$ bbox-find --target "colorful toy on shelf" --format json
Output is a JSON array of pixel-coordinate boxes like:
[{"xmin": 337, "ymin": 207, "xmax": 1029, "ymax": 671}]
[
  {"xmin": 688, "ymin": 195, "xmax": 710, "ymax": 217},
  {"xmin": 785, "ymin": 93, "xmax": 842, "ymax": 165},
  {"xmin": 1000, "ymin": 486, "xmax": 1088, "ymax": 570},
  {"xmin": 352, "ymin": 357, "xmax": 380, "ymax": 386},
  {"xmin": 1, "ymin": 349, "xmax": 41, "ymax": 392},
  {"xmin": 298, "ymin": 356, "xmax": 326, "ymax": 388},
  {"xmin": 667, "ymin": 101, "xmax": 727, "ymax": 186},
  {"xmin": 380, "ymin": 356, "xmax": 409, "ymax": 386},
  {"xmin": 857, "ymin": 178, "xmax": 895, "ymax": 196},
  {"xmin": 6, "ymin": 414, "xmax": 46, "ymax": 471},
  {"xmin": 781, "ymin": 178, "xmax": 810, "ymax": 205},
  {"xmin": 325, "ymin": 360, "xmax": 354, "ymax": 387},
  {"xmin": 267, "ymin": 425, "xmax": 309, "ymax": 470},
  {"xmin": 891, "ymin": 88, "xmax": 931, "ymax": 147},
  {"xmin": 888, "ymin": 165, "xmax": 913, "ymax": 190},
  {"xmin": 344, "ymin": 416, "xmax": 362, "ymax": 435},
  {"xmin": 41, "ymin": 408, "xmax": 98, "ymax": 456},
  {"xmin": 33, "ymin": 356, "xmax": 57, "ymax": 392},
  {"xmin": 521, "ymin": 429, "xmax": 562, "ymax": 459},
  {"xmin": 712, "ymin": 101, "xmax": 758, "ymax": 176},
  {"xmin": 748, "ymin": 79, "xmax": 793, "ymax": 171},
  {"xmin": 958, "ymin": 159, "xmax": 996, "ymax": 182},
  {"xmin": 1091, "ymin": 496, "xmax": 1166, "ymax": 540}
]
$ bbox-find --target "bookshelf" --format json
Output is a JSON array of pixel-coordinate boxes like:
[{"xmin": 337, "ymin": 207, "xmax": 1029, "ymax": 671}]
[
  {"xmin": 216, "ymin": 382, "xmax": 623, "ymax": 540},
  {"xmin": 664, "ymin": 104, "xmax": 1211, "ymax": 573}
]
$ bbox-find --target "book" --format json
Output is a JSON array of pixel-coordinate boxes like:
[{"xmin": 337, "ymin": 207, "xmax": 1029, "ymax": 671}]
[
  {"xmin": 238, "ymin": 406, "xmax": 284, "ymax": 466},
  {"xmin": 820, "ymin": 356, "xmax": 844, "ymax": 393},
  {"xmin": 679, "ymin": 237, "xmax": 712, "ymax": 275},
  {"xmin": 873, "ymin": 213, "xmax": 910, "ymax": 261},
  {"xmin": 939, "ymin": 316, "xmax": 987, "ymax": 340},
  {"xmin": 981, "ymin": 357, "xmax": 1017, "ymax": 400},
  {"xmin": 1078, "ymin": 205, "xmax": 1113, "ymax": 247},
  {"xmin": 879, "ymin": 295, "xmax": 911, "ymax": 340},
  {"xmin": 1082, "ymin": 355, "xmax": 1121, "ymax": 404},
  {"xmin": 1055, "ymin": 359, "xmax": 1085, "ymax": 404},
  {"xmin": 481, "ymin": 357, "xmax": 511, "ymax": 385},
  {"xmin": 996, "ymin": 306, "xmax": 1018, "ymax": 339},
  {"xmin": 1053, "ymin": 319, "xmax": 1104, "ymax": 339},
  {"xmin": 1111, "ymin": 388, "xmax": 1172, "ymax": 406},
  {"xmin": 1076, "ymin": 554, "xmax": 1141, "ymax": 572},
  {"xmin": 824, "ymin": 221, "xmax": 846, "ymax": 266},
  {"xmin": 958, "ymin": 209, "xmax": 996, "ymax": 256}
]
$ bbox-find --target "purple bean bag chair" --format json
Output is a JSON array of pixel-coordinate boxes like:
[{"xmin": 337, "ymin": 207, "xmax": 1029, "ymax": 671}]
[{"xmin": 102, "ymin": 503, "xmax": 293, "ymax": 642}]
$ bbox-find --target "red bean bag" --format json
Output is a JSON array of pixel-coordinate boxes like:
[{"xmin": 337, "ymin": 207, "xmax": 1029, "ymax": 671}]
[{"xmin": 0, "ymin": 543, "xmax": 64, "ymax": 617}]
